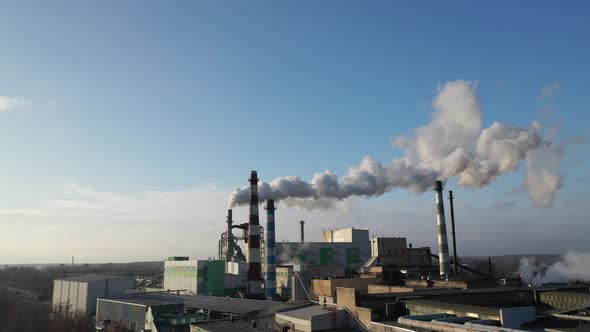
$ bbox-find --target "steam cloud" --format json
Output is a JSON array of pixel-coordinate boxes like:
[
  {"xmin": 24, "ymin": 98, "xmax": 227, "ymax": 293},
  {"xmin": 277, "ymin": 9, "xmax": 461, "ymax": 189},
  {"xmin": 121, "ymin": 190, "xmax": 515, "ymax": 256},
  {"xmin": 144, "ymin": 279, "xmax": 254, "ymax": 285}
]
[
  {"xmin": 228, "ymin": 81, "xmax": 562, "ymax": 209},
  {"xmin": 519, "ymin": 251, "xmax": 590, "ymax": 285}
]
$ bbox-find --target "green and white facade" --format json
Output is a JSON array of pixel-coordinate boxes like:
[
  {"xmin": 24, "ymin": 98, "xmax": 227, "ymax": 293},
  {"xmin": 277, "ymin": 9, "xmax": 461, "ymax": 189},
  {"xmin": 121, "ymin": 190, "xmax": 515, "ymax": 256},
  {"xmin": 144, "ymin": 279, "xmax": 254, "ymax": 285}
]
[{"xmin": 163, "ymin": 259, "xmax": 225, "ymax": 296}]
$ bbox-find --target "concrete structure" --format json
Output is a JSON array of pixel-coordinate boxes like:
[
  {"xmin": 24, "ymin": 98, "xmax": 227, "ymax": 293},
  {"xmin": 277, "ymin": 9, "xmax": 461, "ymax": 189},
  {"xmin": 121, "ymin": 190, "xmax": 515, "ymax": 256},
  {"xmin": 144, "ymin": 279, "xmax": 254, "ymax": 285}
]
[
  {"xmin": 539, "ymin": 291, "xmax": 590, "ymax": 310},
  {"xmin": 434, "ymin": 180, "xmax": 451, "ymax": 276},
  {"xmin": 247, "ymin": 171, "xmax": 262, "ymax": 294},
  {"xmin": 52, "ymin": 274, "xmax": 133, "ymax": 316},
  {"xmin": 323, "ymin": 228, "xmax": 369, "ymax": 243},
  {"xmin": 275, "ymin": 305, "xmax": 349, "ymax": 332},
  {"xmin": 265, "ymin": 199, "xmax": 276, "ymax": 299},
  {"xmin": 371, "ymin": 237, "xmax": 432, "ymax": 267},
  {"xmin": 313, "ymin": 278, "xmax": 380, "ymax": 304},
  {"xmin": 163, "ymin": 259, "xmax": 225, "ymax": 296}
]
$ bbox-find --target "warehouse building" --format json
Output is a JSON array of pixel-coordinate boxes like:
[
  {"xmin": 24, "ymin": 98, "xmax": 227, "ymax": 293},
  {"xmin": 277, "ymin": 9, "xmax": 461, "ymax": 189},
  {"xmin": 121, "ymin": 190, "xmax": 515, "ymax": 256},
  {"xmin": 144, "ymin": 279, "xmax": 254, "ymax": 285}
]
[
  {"xmin": 52, "ymin": 274, "xmax": 133, "ymax": 316},
  {"xmin": 95, "ymin": 293, "xmax": 304, "ymax": 331}
]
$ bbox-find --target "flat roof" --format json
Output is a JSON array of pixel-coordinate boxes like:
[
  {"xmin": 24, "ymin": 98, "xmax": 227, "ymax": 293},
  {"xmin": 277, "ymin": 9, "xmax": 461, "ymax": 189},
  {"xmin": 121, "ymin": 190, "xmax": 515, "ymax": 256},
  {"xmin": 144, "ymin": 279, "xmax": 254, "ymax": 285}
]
[
  {"xmin": 99, "ymin": 293, "xmax": 300, "ymax": 315},
  {"xmin": 404, "ymin": 299, "xmax": 500, "ymax": 316},
  {"xmin": 277, "ymin": 305, "xmax": 339, "ymax": 320},
  {"xmin": 363, "ymin": 284, "xmax": 590, "ymax": 299},
  {"xmin": 55, "ymin": 274, "xmax": 130, "ymax": 282},
  {"xmin": 191, "ymin": 320, "xmax": 259, "ymax": 332}
]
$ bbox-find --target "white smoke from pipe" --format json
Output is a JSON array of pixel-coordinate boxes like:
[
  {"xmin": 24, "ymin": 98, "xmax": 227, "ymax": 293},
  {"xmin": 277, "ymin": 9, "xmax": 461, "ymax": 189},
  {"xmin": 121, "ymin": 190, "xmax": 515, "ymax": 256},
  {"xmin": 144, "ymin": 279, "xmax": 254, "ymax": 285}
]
[
  {"xmin": 519, "ymin": 251, "xmax": 590, "ymax": 285},
  {"xmin": 228, "ymin": 80, "xmax": 562, "ymax": 209}
]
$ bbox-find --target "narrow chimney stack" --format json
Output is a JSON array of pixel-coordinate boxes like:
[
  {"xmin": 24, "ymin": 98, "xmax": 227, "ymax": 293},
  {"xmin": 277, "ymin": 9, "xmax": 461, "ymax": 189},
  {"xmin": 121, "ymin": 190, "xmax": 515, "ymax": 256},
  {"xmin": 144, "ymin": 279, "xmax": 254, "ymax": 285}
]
[
  {"xmin": 265, "ymin": 199, "xmax": 276, "ymax": 300},
  {"xmin": 300, "ymin": 220, "xmax": 305, "ymax": 243},
  {"xmin": 434, "ymin": 181, "xmax": 450, "ymax": 277},
  {"xmin": 246, "ymin": 171, "xmax": 262, "ymax": 294}
]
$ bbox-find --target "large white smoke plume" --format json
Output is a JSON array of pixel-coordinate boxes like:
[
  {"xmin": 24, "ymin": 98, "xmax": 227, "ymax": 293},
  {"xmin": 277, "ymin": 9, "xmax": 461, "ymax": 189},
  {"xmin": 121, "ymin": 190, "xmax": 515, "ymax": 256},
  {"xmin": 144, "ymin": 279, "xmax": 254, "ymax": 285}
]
[
  {"xmin": 519, "ymin": 251, "xmax": 590, "ymax": 285},
  {"xmin": 228, "ymin": 81, "xmax": 562, "ymax": 209}
]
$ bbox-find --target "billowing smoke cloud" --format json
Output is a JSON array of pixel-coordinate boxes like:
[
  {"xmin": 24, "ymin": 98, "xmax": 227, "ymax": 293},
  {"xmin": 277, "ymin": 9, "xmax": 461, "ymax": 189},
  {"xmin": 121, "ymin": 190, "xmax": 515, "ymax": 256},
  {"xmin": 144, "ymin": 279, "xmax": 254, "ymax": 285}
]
[
  {"xmin": 519, "ymin": 251, "xmax": 590, "ymax": 285},
  {"xmin": 228, "ymin": 80, "xmax": 562, "ymax": 209}
]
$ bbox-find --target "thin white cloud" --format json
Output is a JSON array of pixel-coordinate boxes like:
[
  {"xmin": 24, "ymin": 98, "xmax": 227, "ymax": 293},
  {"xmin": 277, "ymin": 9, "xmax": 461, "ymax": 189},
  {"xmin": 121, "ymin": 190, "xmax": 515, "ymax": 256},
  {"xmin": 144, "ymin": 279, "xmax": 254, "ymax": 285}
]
[
  {"xmin": 538, "ymin": 82, "xmax": 560, "ymax": 101},
  {"xmin": 0, "ymin": 96, "xmax": 31, "ymax": 112}
]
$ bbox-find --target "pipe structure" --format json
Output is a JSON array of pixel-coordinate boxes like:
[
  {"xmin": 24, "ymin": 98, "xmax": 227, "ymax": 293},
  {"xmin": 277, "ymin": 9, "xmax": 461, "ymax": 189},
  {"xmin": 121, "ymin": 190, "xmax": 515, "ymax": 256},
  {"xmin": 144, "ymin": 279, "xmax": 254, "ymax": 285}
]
[
  {"xmin": 434, "ymin": 181, "xmax": 451, "ymax": 277},
  {"xmin": 300, "ymin": 220, "xmax": 305, "ymax": 243},
  {"xmin": 448, "ymin": 190, "xmax": 458, "ymax": 276},
  {"xmin": 247, "ymin": 171, "xmax": 262, "ymax": 294},
  {"xmin": 265, "ymin": 199, "xmax": 276, "ymax": 300}
]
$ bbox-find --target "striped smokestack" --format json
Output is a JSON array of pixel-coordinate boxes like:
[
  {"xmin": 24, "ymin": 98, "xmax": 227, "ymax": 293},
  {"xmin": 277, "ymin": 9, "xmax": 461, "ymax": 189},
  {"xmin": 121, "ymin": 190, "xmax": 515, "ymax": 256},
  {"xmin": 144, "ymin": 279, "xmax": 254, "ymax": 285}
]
[
  {"xmin": 265, "ymin": 199, "xmax": 276, "ymax": 299},
  {"xmin": 247, "ymin": 171, "xmax": 262, "ymax": 294},
  {"xmin": 434, "ymin": 180, "xmax": 450, "ymax": 277}
]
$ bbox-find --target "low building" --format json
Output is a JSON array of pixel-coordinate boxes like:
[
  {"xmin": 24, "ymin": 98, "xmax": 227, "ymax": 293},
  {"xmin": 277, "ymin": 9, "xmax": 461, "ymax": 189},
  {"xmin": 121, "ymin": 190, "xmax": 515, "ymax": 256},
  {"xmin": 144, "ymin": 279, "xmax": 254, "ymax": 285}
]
[
  {"xmin": 539, "ymin": 291, "xmax": 590, "ymax": 310},
  {"xmin": 371, "ymin": 237, "xmax": 431, "ymax": 267},
  {"xmin": 52, "ymin": 274, "xmax": 133, "ymax": 317},
  {"xmin": 313, "ymin": 278, "xmax": 380, "ymax": 304},
  {"xmin": 275, "ymin": 305, "xmax": 349, "ymax": 331},
  {"xmin": 96, "ymin": 293, "xmax": 304, "ymax": 332},
  {"xmin": 163, "ymin": 258, "xmax": 225, "ymax": 296}
]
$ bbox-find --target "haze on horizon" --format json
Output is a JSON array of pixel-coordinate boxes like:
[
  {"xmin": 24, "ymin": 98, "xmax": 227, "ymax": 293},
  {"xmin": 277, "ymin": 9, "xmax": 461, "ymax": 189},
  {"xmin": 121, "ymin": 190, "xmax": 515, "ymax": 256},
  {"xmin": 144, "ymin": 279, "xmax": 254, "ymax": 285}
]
[{"xmin": 0, "ymin": 1, "xmax": 589, "ymax": 265}]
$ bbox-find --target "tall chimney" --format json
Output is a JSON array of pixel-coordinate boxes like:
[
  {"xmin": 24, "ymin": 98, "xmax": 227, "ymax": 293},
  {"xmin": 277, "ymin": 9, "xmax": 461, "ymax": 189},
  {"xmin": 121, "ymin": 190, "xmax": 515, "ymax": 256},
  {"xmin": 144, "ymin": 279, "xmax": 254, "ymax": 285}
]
[
  {"xmin": 434, "ymin": 181, "xmax": 450, "ymax": 277},
  {"xmin": 300, "ymin": 220, "xmax": 305, "ymax": 243},
  {"xmin": 226, "ymin": 209, "xmax": 233, "ymax": 262},
  {"xmin": 265, "ymin": 199, "xmax": 276, "ymax": 299},
  {"xmin": 247, "ymin": 171, "xmax": 262, "ymax": 294},
  {"xmin": 448, "ymin": 191, "xmax": 458, "ymax": 276}
]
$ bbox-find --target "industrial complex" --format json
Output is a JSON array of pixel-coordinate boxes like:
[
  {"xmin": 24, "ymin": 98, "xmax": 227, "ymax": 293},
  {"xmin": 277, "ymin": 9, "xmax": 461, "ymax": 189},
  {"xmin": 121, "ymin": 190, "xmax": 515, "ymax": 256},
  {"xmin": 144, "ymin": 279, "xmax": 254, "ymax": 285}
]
[{"xmin": 47, "ymin": 171, "xmax": 590, "ymax": 332}]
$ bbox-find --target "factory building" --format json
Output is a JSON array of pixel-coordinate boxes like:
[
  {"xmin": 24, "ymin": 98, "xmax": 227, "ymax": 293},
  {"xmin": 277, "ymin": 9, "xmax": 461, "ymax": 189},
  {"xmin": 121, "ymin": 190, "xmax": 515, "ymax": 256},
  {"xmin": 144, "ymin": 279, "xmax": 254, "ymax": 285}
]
[
  {"xmin": 370, "ymin": 237, "xmax": 432, "ymax": 267},
  {"xmin": 52, "ymin": 274, "xmax": 133, "ymax": 316},
  {"xmin": 95, "ymin": 293, "xmax": 304, "ymax": 332},
  {"xmin": 276, "ymin": 227, "xmax": 372, "ymax": 270},
  {"xmin": 163, "ymin": 258, "xmax": 225, "ymax": 296}
]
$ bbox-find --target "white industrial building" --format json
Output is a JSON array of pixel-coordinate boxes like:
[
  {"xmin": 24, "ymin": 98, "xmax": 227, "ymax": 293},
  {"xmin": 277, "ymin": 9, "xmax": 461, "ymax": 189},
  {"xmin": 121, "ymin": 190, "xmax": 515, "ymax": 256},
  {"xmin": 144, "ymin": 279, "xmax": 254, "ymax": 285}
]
[
  {"xmin": 163, "ymin": 258, "xmax": 226, "ymax": 296},
  {"xmin": 52, "ymin": 274, "xmax": 133, "ymax": 316}
]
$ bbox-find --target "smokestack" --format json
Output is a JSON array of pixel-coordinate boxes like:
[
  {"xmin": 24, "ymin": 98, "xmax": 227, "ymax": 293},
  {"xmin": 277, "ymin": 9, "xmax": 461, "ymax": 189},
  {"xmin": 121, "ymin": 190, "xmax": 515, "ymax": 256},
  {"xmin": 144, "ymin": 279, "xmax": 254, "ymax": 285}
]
[
  {"xmin": 247, "ymin": 171, "xmax": 262, "ymax": 294},
  {"xmin": 448, "ymin": 191, "xmax": 458, "ymax": 276},
  {"xmin": 300, "ymin": 220, "xmax": 305, "ymax": 243},
  {"xmin": 434, "ymin": 181, "xmax": 450, "ymax": 277},
  {"xmin": 265, "ymin": 199, "xmax": 276, "ymax": 300},
  {"xmin": 226, "ymin": 209, "xmax": 233, "ymax": 262}
]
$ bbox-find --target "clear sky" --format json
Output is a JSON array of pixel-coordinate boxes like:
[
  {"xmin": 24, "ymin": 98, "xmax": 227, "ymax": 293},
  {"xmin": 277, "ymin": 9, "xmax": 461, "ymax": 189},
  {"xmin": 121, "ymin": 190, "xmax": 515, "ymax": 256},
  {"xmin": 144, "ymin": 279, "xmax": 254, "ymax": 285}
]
[{"xmin": 0, "ymin": 1, "xmax": 588, "ymax": 264}]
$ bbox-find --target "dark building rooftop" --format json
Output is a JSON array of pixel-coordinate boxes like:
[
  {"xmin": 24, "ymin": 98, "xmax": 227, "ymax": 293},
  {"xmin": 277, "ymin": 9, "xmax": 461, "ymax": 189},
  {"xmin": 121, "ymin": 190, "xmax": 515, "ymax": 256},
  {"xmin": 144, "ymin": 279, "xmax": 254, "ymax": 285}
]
[
  {"xmin": 101, "ymin": 293, "xmax": 303, "ymax": 315},
  {"xmin": 55, "ymin": 274, "xmax": 130, "ymax": 282}
]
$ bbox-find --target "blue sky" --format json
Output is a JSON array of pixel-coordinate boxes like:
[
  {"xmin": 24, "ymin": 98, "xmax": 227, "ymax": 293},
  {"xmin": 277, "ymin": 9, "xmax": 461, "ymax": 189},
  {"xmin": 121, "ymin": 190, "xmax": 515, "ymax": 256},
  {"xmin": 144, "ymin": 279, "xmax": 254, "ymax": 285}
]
[{"xmin": 0, "ymin": 1, "xmax": 588, "ymax": 263}]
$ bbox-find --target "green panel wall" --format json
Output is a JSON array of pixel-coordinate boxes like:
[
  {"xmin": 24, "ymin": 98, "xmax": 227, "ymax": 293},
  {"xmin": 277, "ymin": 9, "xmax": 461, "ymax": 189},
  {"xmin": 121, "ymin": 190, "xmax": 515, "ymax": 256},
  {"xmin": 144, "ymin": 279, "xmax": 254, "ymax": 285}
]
[
  {"xmin": 206, "ymin": 260, "xmax": 225, "ymax": 296},
  {"xmin": 346, "ymin": 247, "xmax": 361, "ymax": 268},
  {"xmin": 319, "ymin": 248, "xmax": 334, "ymax": 266}
]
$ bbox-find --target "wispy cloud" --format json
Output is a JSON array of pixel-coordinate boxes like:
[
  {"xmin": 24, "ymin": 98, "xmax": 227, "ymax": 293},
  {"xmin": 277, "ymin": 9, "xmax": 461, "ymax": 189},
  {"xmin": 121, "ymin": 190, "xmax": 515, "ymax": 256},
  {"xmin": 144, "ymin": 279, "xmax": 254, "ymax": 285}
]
[
  {"xmin": 538, "ymin": 82, "xmax": 560, "ymax": 101},
  {"xmin": 0, "ymin": 96, "xmax": 31, "ymax": 112}
]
